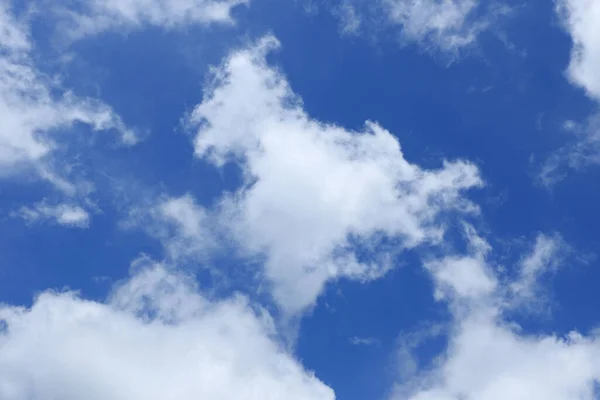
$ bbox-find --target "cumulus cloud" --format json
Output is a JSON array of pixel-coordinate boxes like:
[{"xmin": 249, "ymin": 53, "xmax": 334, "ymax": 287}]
[
  {"xmin": 0, "ymin": 1, "xmax": 135, "ymax": 181},
  {"xmin": 180, "ymin": 36, "xmax": 482, "ymax": 314},
  {"xmin": 14, "ymin": 201, "xmax": 91, "ymax": 228},
  {"xmin": 394, "ymin": 309, "xmax": 600, "ymax": 400},
  {"xmin": 0, "ymin": 259, "xmax": 335, "ymax": 400},
  {"xmin": 52, "ymin": 0, "xmax": 247, "ymax": 39},
  {"xmin": 392, "ymin": 229, "xmax": 600, "ymax": 400}
]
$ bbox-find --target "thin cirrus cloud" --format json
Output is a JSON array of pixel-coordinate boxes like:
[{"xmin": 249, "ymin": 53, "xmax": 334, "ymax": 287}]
[
  {"xmin": 385, "ymin": 0, "xmax": 484, "ymax": 52},
  {"xmin": 393, "ymin": 227, "xmax": 600, "ymax": 400},
  {"xmin": 50, "ymin": 0, "xmax": 248, "ymax": 39},
  {"xmin": 331, "ymin": 0, "xmax": 508, "ymax": 55},
  {"xmin": 164, "ymin": 35, "xmax": 484, "ymax": 315},
  {"xmin": 0, "ymin": 258, "xmax": 335, "ymax": 400},
  {"xmin": 509, "ymin": 233, "xmax": 569, "ymax": 305}
]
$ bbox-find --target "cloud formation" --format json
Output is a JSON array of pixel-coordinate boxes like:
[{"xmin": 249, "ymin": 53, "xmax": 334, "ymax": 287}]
[
  {"xmin": 540, "ymin": 0, "xmax": 600, "ymax": 183},
  {"xmin": 0, "ymin": 1, "xmax": 134, "ymax": 182},
  {"xmin": 558, "ymin": 0, "xmax": 600, "ymax": 102},
  {"xmin": 14, "ymin": 202, "xmax": 91, "ymax": 228},
  {"xmin": 180, "ymin": 36, "xmax": 483, "ymax": 314},
  {"xmin": 393, "ymin": 229, "xmax": 600, "ymax": 400},
  {"xmin": 53, "ymin": 0, "xmax": 247, "ymax": 39},
  {"xmin": 384, "ymin": 0, "xmax": 483, "ymax": 52},
  {"xmin": 0, "ymin": 259, "xmax": 334, "ymax": 400},
  {"xmin": 326, "ymin": 0, "xmax": 507, "ymax": 54}
]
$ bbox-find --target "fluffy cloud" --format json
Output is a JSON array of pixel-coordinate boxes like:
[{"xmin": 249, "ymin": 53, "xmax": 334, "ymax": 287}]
[
  {"xmin": 394, "ymin": 309, "xmax": 600, "ymax": 400},
  {"xmin": 0, "ymin": 259, "xmax": 335, "ymax": 400},
  {"xmin": 53, "ymin": 0, "xmax": 247, "ymax": 39},
  {"xmin": 0, "ymin": 1, "xmax": 135, "ymax": 179},
  {"xmin": 182, "ymin": 36, "xmax": 482, "ymax": 314},
  {"xmin": 393, "ymin": 230, "xmax": 600, "ymax": 400},
  {"xmin": 14, "ymin": 202, "xmax": 91, "ymax": 228}
]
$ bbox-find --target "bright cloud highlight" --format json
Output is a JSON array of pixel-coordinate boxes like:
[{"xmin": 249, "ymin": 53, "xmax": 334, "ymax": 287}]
[
  {"xmin": 0, "ymin": 259, "xmax": 334, "ymax": 400},
  {"xmin": 180, "ymin": 36, "xmax": 483, "ymax": 313}
]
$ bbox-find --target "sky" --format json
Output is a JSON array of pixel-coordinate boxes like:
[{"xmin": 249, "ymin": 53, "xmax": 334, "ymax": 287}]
[{"xmin": 1, "ymin": 0, "xmax": 600, "ymax": 399}]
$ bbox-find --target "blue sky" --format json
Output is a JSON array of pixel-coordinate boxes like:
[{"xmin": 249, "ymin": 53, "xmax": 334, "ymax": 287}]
[{"xmin": 1, "ymin": 0, "xmax": 600, "ymax": 399}]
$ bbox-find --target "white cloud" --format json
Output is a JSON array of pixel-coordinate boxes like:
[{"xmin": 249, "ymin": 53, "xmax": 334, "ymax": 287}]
[
  {"xmin": 393, "ymin": 231, "xmax": 600, "ymax": 400},
  {"xmin": 155, "ymin": 195, "xmax": 217, "ymax": 260},
  {"xmin": 349, "ymin": 336, "xmax": 379, "ymax": 346},
  {"xmin": 557, "ymin": 0, "xmax": 600, "ymax": 101},
  {"xmin": 394, "ymin": 309, "xmax": 600, "ymax": 400},
  {"xmin": 0, "ymin": 1, "xmax": 135, "ymax": 180},
  {"xmin": 335, "ymin": 1, "xmax": 362, "ymax": 35},
  {"xmin": 540, "ymin": 0, "xmax": 600, "ymax": 182},
  {"xmin": 184, "ymin": 36, "xmax": 482, "ymax": 314},
  {"xmin": 424, "ymin": 223, "xmax": 496, "ymax": 301},
  {"xmin": 510, "ymin": 233, "xmax": 567, "ymax": 303},
  {"xmin": 385, "ymin": 0, "xmax": 484, "ymax": 52},
  {"xmin": 0, "ymin": 259, "xmax": 335, "ymax": 400},
  {"xmin": 14, "ymin": 201, "xmax": 91, "ymax": 228},
  {"xmin": 123, "ymin": 194, "xmax": 218, "ymax": 262},
  {"xmin": 53, "ymin": 0, "xmax": 248, "ymax": 39}
]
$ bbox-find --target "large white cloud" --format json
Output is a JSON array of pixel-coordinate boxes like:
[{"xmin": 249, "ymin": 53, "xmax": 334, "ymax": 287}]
[
  {"xmin": 180, "ymin": 36, "xmax": 482, "ymax": 314},
  {"xmin": 53, "ymin": 0, "xmax": 247, "ymax": 39},
  {"xmin": 393, "ymin": 229, "xmax": 600, "ymax": 400},
  {"xmin": 0, "ymin": 259, "xmax": 335, "ymax": 400}
]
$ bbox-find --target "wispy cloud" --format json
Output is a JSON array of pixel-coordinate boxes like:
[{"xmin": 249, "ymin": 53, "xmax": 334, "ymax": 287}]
[
  {"xmin": 50, "ymin": 0, "xmax": 248, "ymax": 40},
  {"xmin": 0, "ymin": 1, "xmax": 136, "ymax": 226},
  {"xmin": 349, "ymin": 336, "xmax": 380, "ymax": 346},
  {"xmin": 14, "ymin": 201, "xmax": 91, "ymax": 228}
]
